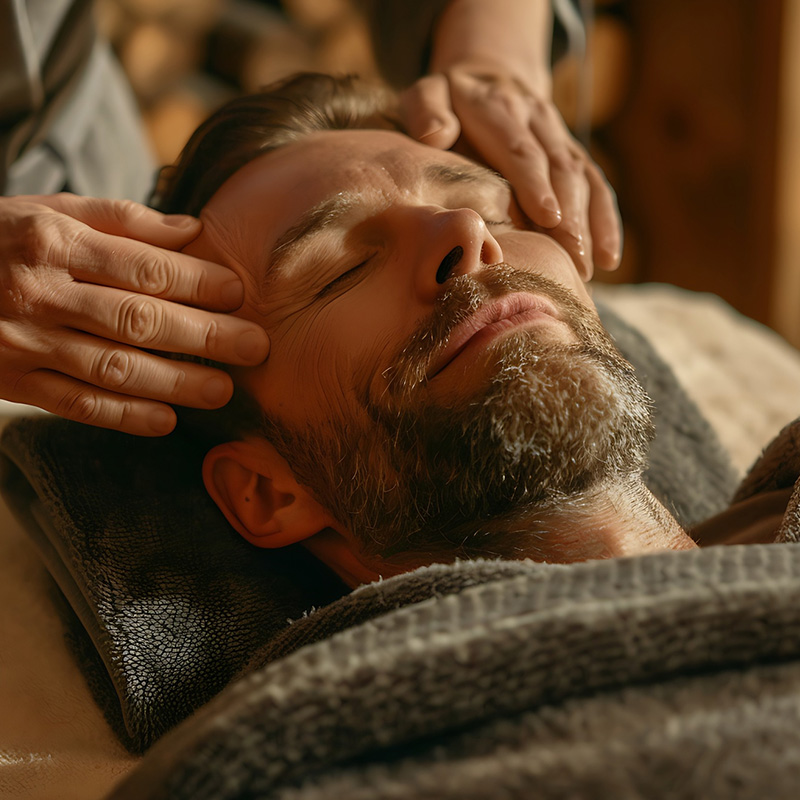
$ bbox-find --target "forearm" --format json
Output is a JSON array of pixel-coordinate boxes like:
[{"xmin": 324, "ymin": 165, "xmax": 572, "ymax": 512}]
[
  {"xmin": 354, "ymin": 0, "xmax": 556, "ymax": 91},
  {"xmin": 430, "ymin": 0, "xmax": 554, "ymax": 95}
]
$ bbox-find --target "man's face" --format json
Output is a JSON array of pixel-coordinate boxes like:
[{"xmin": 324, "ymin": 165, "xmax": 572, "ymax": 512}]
[{"xmin": 195, "ymin": 129, "xmax": 652, "ymax": 560}]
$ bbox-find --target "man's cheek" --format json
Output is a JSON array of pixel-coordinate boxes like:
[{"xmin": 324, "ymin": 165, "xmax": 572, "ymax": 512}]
[
  {"xmin": 246, "ymin": 316, "xmax": 328, "ymax": 420},
  {"xmin": 500, "ymin": 233, "xmax": 592, "ymax": 304}
]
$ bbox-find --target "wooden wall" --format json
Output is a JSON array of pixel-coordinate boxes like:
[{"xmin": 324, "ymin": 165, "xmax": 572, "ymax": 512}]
[{"xmin": 559, "ymin": 0, "xmax": 797, "ymax": 347}]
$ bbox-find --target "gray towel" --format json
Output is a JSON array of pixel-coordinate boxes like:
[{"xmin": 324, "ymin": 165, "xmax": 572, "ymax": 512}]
[
  {"xmin": 0, "ymin": 417, "xmax": 348, "ymax": 752},
  {"xmin": 107, "ymin": 545, "xmax": 800, "ymax": 799}
]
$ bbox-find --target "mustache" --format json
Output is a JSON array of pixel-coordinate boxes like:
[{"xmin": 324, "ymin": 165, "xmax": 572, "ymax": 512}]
[{"xmin": 380, "ymin": 264, "xmax": 591, "ymax": 394}]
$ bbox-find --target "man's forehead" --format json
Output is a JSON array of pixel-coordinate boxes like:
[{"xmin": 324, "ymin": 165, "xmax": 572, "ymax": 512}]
[{"xmin": 214, "ymin": 129, "xmax": 504, "ymax": 208}]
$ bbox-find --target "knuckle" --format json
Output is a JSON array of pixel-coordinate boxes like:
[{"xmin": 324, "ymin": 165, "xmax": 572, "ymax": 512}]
[
  {"xmin": 529, "ymin": 95, "xmax": 549, "ymax": 116},
  {"xmin": 508, "ymin": 137, "xmax": 542, "ymax": 161},
  {"xmin": 11, "ymin": 211, "xmax": 62, "ymax": 268},
  {"xmin": 117, "ymin": 295, "xmax": 164, "ymax": 345},
  {"xmin": 133, "ymin": 255, "xmax": 174, "ymax": 296},
  {"xmin": 0, "ymin": 324, "xmax": 26, "ymax": 374},
  {"xmin": 93, "ymin": 349, "xmax": 135, "ymax": 390},
  {"xmin": 167, "ymin": 365, "xmax": 187, "ymax": 398},
  {"xmin": 0, "ymin": 269, "xmax": 42, "ymax": 318},
  {"xmin": 115, "ymin": 399, "xmax": 135, "ymax": 430},
  {"xmin": 485, "ymin": 84, "xmax": 517, "ymax": 116},
  {"xmin": 193, "ymin": 267, "xmax": 209, "ymax": 303},
  {"xmin": 0, "ymin": 267, "xmax": 62, "ymax": 323},
  {"xmin": 0, "ymin": 368, "xmax": 29, "ymax": 400},
  {"xmin": 549, "ymin": 148, "xmax": 582, "ymax": 172},
  {"xmin": 1, "ymin": 212, "xmax": 83, "ymax": 308},
  {"xmin": 203, "ymin": 320, "xmax": 220, "ymax": 355},
  {"xmin": 53, "ymin": 191, "xmax": 74, "ymax": 202},
  {"xmin": 57, "ymin": 387, "xmax": 102, "ymax": 425},
  {"xmin": 112, "ymin": 198, "xmax": 147, "ymax": 226}
]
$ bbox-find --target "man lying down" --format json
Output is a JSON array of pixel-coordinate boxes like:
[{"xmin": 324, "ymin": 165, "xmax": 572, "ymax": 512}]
[
  {"xmin": 9, "ymin": 71, "xmax": 800, "ymax": 800},
  {"xmin": 152, "ymin": 72, "xmax": 790, "ymax": 588}
]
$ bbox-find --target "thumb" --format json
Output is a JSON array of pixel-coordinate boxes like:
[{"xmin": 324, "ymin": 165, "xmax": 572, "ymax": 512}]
[{"xmin": 399, "ymin": 74, "xmax": 461, "ymax": 149}]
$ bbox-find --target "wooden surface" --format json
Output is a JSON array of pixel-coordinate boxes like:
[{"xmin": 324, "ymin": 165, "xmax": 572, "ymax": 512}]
[
  {"xmin": 773, "ymin": 0, "xmax": 800, "ymax": 348},
  {"xmin": 587, "ymin": 1, "xmax": 796, "ymax": 346}
]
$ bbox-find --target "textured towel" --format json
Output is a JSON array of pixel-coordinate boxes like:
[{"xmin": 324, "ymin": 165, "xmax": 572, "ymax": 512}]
[
  {"xmin": 0, "ymin": 419, "xmax": 348, "ymax": 752},
  {"xmin": 107, "ymin": 545, "xmax": 800, "ymax": 800},
  {"xmin": 0, "ymin": 304, "xmax": 737, "ymax": 754}
]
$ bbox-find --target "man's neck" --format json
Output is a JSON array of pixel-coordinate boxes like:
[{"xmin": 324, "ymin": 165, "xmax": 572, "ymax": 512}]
[
  {"xmin": 310, "ymin": 479, "xmax": 697, "ymax": 588},
  {"xmin": 515, "ymin": 479, "xmax": 696, "ymax": 563}
]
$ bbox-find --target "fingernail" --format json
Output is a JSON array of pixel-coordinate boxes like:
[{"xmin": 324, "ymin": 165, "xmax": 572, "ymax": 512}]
[
  {"xmin": 566, "ymin": 237, "xmax": 585, "ymax": 258},
  {"xmin": 235, "ymin": 328, "xmax": 269, "ymax": 362},
  {"xmin": 202, "ymin": 375, "xmax": 230, "ymax": 406},
  {"xmin": 164, "ymin": 214, "xmax": 201, "ymax": 229},
  {"xmin": 542, "ymin": 197, "xmax": 561, "ymax": 218},
  {"xmin": 149, "ymin": 408, "xmax": 175, "ymax": 435},
  {"xmin": 418, "ymin": 121, "xmax": 446, "ymax": 142},
  {"xmin": 220, "ymin": 280, "xmax": 244, "ymax": 308},
  {"xmin": 596, "ymin": 247, "xmax": 620, "ymax": 271}
]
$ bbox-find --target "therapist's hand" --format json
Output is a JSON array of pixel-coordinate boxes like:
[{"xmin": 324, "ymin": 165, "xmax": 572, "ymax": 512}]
[
  {"xmin": 0, "ymin": 194, "xmax": 270, "ymax": 436},
  {"xmin": 399, "ymin": 0, "xmax": 622, "ymax": 281}
]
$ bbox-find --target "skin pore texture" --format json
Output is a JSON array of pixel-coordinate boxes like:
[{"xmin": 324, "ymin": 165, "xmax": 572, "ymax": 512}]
[{"xmin": 185, "ymin": 129, "xmax": 696, "ymax": 588}]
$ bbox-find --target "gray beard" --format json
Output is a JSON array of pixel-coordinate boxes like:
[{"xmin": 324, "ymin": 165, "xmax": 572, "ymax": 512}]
[{"xmin": 263, "ymin": 266, "xmax": 654, "ymax": 561}]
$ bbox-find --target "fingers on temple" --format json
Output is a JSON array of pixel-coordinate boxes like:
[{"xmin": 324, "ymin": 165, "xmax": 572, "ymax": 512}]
[
  {"xmin": 528, "ymin": 111, "xmax": 622, "ymax": 276},
  {"xmin": 400, "ymin": 75, "xmax": 461, "ymax": 148},
  {"xmin": 586, "ymin": 163, "xmax": 623, "ymax": 271},
  {"xmin": 448, "ymin": 77, "xmax": 560, "ymax": 228},
  {"xmin": 66, "ymin": 230, "xmax": 245, "ymax": 311},
  {"xmin": 12, "ymin": 369, "xmax": 179, "ymax": 436},
  {"xmin": 35, "ymin": 330, "xmax": 235, "ymax": 409},
  {"xmin": 29, "ymin": 193, "xmax": 202, "ymax": 250},
  {"xmin": 59, "ymin": 283, "xmax": 270, "ymax": 366},
  {"xmin": 548, "ymin": 156, "xmax": 593, "ymax": 280}
]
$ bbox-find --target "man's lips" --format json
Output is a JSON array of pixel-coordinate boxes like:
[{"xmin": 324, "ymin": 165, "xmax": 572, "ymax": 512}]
[{"xmin": 426, "ymin": 293, "xmax": 566, "ymax": 379}]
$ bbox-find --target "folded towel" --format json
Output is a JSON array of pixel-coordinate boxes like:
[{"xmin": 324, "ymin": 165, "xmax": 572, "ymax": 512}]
[
  {"xmin": 0, "ymin": 417, "xmax": 348, "ymax": 752},
  {"xmin": 0, "ymin": 304, "xmax": 738, "ymax": 753}
]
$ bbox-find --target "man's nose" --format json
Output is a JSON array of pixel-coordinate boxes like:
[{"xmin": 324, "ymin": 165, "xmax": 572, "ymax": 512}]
[{"xmin": 400, "ymin": 206, "xmax": 504, "ymax": 302}]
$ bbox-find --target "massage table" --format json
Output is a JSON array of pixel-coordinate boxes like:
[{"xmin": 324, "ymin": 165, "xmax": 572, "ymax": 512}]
[{"xmin": 1, "ymin": 283, "xmax": 800, "ymax": 799}]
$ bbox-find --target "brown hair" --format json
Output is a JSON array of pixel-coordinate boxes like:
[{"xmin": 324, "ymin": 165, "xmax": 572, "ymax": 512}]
[
  {"xmin": 154, "ymin": 72, "xmax": 402, "ymax": 446},
  {"xmin": 153, "ymin": 72, "xmax": 402, "ymax": 217}
]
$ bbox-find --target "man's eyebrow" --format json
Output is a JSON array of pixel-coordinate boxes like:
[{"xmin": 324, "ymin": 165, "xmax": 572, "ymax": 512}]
[
  {"xmin": 268, "ymin": 191, "xmax": 358, "ymax": 279},
  {"xmin": 423, "ymin": 162, "xmax": 511, "ymax": 191}
]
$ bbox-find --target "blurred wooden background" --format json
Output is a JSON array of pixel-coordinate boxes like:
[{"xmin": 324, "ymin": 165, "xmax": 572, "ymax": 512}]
[{"xmin": 94, "ymin": 0, "xmax": 799, "ymax": 348}]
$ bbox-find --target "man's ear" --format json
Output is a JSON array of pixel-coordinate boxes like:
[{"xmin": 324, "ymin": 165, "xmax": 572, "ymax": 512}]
[{"xmin": 203, "ymin": 439, "xmax": 337, "ymax": 548}]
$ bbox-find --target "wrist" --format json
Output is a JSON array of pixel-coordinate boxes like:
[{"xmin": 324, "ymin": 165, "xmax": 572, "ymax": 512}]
[{"xmin": 430, "ymin": 0, "xmax": 554, "ymax": 93}]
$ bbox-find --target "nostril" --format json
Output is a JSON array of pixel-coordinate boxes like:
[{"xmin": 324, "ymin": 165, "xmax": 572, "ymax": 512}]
[{"xmin": 436, "ymin": 246, "xmax": 464, "ymax": 284}]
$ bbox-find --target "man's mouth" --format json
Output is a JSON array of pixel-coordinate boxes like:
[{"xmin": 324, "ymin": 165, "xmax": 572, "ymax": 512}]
[{"xmin": 426, "ymin": 293, "xmax": 566, "ymax": 379}]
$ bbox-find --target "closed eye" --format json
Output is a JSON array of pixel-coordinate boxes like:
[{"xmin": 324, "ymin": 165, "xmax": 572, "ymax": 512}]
[{"xmin": 318, "ymin": 259, "xmax": 370, "ymax": 298}]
